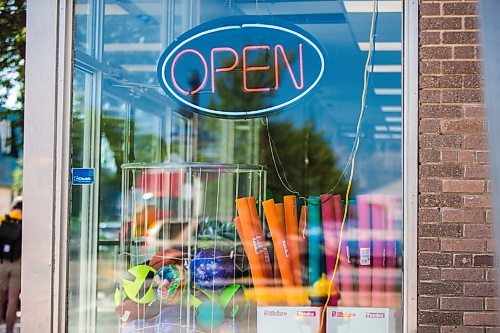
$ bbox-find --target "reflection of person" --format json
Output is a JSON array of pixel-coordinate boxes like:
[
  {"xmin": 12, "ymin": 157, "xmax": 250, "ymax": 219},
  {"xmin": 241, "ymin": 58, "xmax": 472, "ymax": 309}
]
[{"xmin": 0, "ymin": 197, "xmax": 22, "ymax": 333}]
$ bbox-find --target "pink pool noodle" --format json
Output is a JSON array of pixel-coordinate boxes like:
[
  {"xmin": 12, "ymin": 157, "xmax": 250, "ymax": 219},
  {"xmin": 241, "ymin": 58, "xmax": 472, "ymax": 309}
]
[
  {"xmin": 371, "ymin": 195, "xmax": 386, "ymax": 307},
  {"xmin": 357, "ymin": 195, "xmax": 372, "ymax": 307}
]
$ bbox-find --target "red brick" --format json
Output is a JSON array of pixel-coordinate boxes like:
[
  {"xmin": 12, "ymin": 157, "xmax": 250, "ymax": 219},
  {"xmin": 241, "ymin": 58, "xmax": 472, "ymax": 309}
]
[
  {"xmin": 442, "ymin": 209, "xmax": 484, "ymax": 223},
  {"xmin": 441, "ymin": 327, "xmax": 484, "ymax": 333},
  {"xmin": 421, "ymin": 61, "xmax": 442, "ymax": 74},
  {"xmin": 420, "ymin": 149, "xmax": 441, "ymax": 163},
  {"xmin": 476, "ymin": 151, "xmax": 490, "ymax": 164},
  {"xmin": 419, "ymin": 326, "xmax": 439, "ymax": 333},
  {"xmin": 418, "ymin": 311, "xmax": 462, "ymax": 325},
  {"xmin": 420, "ymin": 296, "xmax": 439, "ymax": 310},
  {"xmin": 454, "ymin": 46, "xmax": 476, "ymax": 59},
  {"xmin": 463, "ymin": 312, "xmax": 498, "ymax": 326},
  {"xmin": 464, "ymin": 17, "xmax": 479, "ymax": 30},
  {"xmin": 420, "ymin": 208, "xmax": 441, "ymax": 223},
  {"xmin": 420, "ymin": 238, "xmax": 440, "ymax": 252},
  {"xmin": 421, "ymin": 46, "xmax": 453, "ymax": 59},
  {"xmin": 454, "ymin": 254, "xmax": 472, "ymax": 267},
  {"xmin": 487, "ymin": 239, "xmax": 496, "ymax": 253},
  {"xmin": 464, "ymin": 105, "xmax": 485, "ymax": 118},
  {"xmin": 485, "ymin": 298, "xmax": 498, "ymax": 311},
  {"xmin": 420, "ymin": 193, "xmax": 462, "ymax": 208},
  {"xmin": 465, "ymin": 165, "xmax": 490, "ymax": 178},
  {"xmin": 464, "ymin": 283, "xmax": 496, "ymax": 297},
  {"xmin": 420, "ymin": 135, "xmax": 463, "ymax": 149},
  {"xmin": 442, "ymin": 180, "xmax": 485, "ymax": 193},
  {"xmin": 458, "ymin": 150, "xmax": 475, "ymax": 163},
  {"xmin": 442, "ymin": 268, "xmax": 484, "ymax": 281},
  {"xmin": 443, "ymin": 2, "xmax": 477, "ymax": 16},
  {"xmin": 440, "ymin": 297, "xmax": 483, "ymax": 310},
  {"xmin": 420, "ymin": 179, "xmax": 442, "ymax": 193},
  {"xmin": 443, "ymin": 31, "xmax": 480, "ymax": 45},
  {"xmin": 420, "ymin": 2, "xmax": 441, "ymax": 16},
  {"xmin": 419, "ymin": 252, "xmax": 453, "ymax": 267},
  {"xmin": 420, "ymin": 267, "xmax": 441, "ymax": 281},
  {"xmin": 442, "ymin": 150, "xmax": 458, "ymax": 162},
  {"xmin": 421, "ymin": 104, "xmax": 462, "ymax": 118},
  {"xmin": 473, "ymin": 254, "xmax": 495, "ymax": 267},
  {"xmin": 420, "ymin": 119, "xmax": 441, "ymax": 133},
  {"xmin": 420, "ymin": 224, "xmax": 462, "ymax": 238},
  {"xmin": 419, "ymin": 282, "xmax": 462, "ymax": 296},
  {"xmin": 420, "ymin": 31, "xmax": 442, "ymax": 45},
  {"xmin": 463, "ymin": 75, "xmax": 482, "ymax": 88},
  {"xmin": 441, "ymin": 119, "xmax": 486, "ymax": 134},
  {"xmin": 441, "ymin": 238, "xmax": 485, "ymax": 252},
  {"xmin": 420, "ymin": 163, "xmax": 463, "ymax": 178},
  {"xmin": 422, "ymin": 17, "xmax": 462, "ymax": 31},
  {"xmin": 420, "ymin": 75, "xmax": 462, "ymax": 89},
  {"xmin": 464, "ymin": 224, "xmax": 493, "ymax": 238},
  {"xmin": 486, "ymin": 269, "xmax": 497, "ymax": 282},
  {"xmin": 442, "ymin": 61, "xmax": 481, "ymax": 74},
  {"xmin": 421, "ymin": 90, "xmax": 442, "ymax": 103},
  {"xmin": 464, "ymin": 134, "xmax": 489, "ymax": 150},
  {"xmin": 464, "ymin": 195, "xmax": 491, "ymax": 208},
  {"xmin": 442, "ymin": 89, "xmax": 482, "ymax": 103}
]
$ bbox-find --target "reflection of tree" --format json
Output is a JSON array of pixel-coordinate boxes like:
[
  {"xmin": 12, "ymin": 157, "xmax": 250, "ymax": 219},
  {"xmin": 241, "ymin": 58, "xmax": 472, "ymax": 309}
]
[{"xmin": 261, "ymin": 120, "xmax": 351, "ymax": 200}]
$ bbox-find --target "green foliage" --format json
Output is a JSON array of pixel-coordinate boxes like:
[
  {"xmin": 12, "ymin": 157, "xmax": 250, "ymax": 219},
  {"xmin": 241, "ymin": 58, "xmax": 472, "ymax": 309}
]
[
  {"xmin": 261, "ymin": 120, "xmax": 351, "ymax": 201},
  {"xmin": 0, "ymin": 0, "xmax": 26, "ymax": 132},
  {"xmin": 11, "ymin": 157, "xmax": 22, "ymax": 193}
]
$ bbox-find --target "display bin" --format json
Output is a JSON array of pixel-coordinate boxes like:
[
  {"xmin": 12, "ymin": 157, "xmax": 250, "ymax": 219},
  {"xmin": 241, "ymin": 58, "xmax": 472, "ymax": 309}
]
[{"xmin": 116, "ymin": 162, "xmax": 266, "ymax": 332}]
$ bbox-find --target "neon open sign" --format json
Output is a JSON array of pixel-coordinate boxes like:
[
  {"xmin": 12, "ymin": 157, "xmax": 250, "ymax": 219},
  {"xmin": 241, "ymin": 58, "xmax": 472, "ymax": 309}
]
[{"xmin": 157, "ymin": 16, "xmax": 326, "ymax": 118}]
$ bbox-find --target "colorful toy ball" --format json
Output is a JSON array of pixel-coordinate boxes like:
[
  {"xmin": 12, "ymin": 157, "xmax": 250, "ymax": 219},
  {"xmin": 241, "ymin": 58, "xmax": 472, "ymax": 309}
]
[
  {"xmin": 153, "ymin": 264, "xmax": 184, "ymax": 304},
  {"xmin": 115, "ymin": 299, "xmax": 161, "ymax": 322},
  {"xmin": 150, "ymin": 248, "xmax": 183, "ymax": 270},
  {"xmin": 196, "ymin": 301, "xmax": 225, "ymax": 330},
  {"xmin": 122, "ymin": 264, "xmax": 157, "ymax": 304},
  {"xmin": 155, "ymin": 305, "xmax": 189, "ymax": 332},
  {"xmin": 189, "ymin": 249, "xmax": 235, "ymax": 292},
  {"xmin": 219, "ymin": 284, "xmax": 248, "ymax": 318},
  {"xmin": 121, "ymin": 318, "xmax": 157, "ymax": 333}
]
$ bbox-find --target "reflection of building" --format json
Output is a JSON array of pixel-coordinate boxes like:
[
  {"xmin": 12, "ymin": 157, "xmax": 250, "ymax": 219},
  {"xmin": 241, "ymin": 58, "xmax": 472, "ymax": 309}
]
[{"xmin": 0, "ymin": 116, "xmax": 20, "ymax": 214}]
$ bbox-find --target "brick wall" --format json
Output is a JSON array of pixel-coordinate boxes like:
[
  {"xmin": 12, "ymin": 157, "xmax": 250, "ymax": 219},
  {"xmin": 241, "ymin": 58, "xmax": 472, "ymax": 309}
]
[{"xmin": 418, "ymin": 0, "xmax": 497, "ymax": 332}]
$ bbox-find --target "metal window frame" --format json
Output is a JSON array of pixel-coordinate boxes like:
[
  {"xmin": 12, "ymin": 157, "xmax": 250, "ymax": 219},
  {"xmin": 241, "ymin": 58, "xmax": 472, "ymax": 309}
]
[
  {"xmin": 22, "ymin": 0, "xmax": 73, "ymax": 332},
  {"xmin": 22, "ymin": 0, "xmax": 419, "ymax": 332},
  {"xmin": 403, "ymin": 1, "xmax": 419, "ymax": 333}
]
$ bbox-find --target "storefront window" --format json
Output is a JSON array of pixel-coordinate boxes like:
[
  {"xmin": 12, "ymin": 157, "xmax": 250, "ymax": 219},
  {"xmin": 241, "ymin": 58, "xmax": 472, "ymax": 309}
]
[{"xmin": 69, "ymin": 1, "xmax": 403, "ymax": 332}]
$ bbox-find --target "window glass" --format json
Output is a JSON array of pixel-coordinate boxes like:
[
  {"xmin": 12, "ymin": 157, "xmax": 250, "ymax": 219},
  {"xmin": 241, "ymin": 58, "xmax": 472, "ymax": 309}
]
[{"xmin": 70, "ymin": 1, "xmax": 403, "ymax": 332}]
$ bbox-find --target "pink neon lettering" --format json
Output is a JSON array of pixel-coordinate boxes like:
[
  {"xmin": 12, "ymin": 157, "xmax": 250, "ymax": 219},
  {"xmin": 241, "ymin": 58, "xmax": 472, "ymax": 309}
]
[
  {"xmin": 211, "ymin": 47, "xmax": 239, "ymax": 93},
  {"xmin": 242, "ymin": 45, "xmax": 271, "ymax": 93},
  {"xmin": 274, "ymin": 44, "xmax": 304, "ymax": 90},
  {"xmin": 170, "ymin": 49, "xmax": 208, "ymax": 95}
]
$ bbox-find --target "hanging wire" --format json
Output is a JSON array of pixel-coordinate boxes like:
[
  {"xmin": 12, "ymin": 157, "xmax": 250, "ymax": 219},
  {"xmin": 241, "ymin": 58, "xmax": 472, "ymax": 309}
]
[{"xmin": 318, "ymin": 0, "xmax": 379, "ymax": 331}]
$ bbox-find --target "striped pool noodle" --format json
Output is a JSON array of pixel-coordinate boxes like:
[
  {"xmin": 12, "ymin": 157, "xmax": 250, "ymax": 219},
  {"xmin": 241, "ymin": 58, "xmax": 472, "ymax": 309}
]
[
  {"xmin": 339, "ymin": 200, "xmax": 356, "ymax": 306},
  {"xmin": 371, "ymin": 195, "xmax": 386, "ymax": 307},
  {"xmin": 357, "ymin": 195, "xmax": 372, "ymax": 307},
  {"xmin": 384, "ymin": 195, "xmax": 400, "ymax": 307},
  {"xmin": 308, "ymin": 196, "xmax": 323, "ymax": 286}
]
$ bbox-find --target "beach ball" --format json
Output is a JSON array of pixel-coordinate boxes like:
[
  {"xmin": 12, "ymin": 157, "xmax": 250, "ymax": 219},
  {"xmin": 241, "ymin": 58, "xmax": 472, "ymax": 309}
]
[
  {"xmin": 153, "ymin": 264, "xmax": 184, "ymax": 304},
  {"xmin": 189, "ymin": 249, "xmax": 234, "ymax": 292}
]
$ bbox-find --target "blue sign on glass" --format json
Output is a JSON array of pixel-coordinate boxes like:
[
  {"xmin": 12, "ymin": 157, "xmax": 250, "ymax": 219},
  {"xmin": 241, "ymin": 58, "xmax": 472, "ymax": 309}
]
[
  {"xmin": 157, "ymin": 15, "xmax": 326, "ymax": 118},
  {"xmin": 72, "ymin": 168, "xmax": 95, "ymax": 185}
]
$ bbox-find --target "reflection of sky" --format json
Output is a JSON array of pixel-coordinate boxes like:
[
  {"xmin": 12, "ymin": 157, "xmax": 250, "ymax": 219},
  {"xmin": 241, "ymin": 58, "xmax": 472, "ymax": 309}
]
[{"xmin": 86, "ymin": 0, "xmax": 402, "ymax": 195}]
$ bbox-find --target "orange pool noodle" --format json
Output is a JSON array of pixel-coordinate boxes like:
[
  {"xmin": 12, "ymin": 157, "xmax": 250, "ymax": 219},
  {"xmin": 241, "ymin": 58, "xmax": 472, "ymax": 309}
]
[
  {"xmin": 246, "ymin": 197, "xmax": 272, "ymax": 281},
  {"xmin": 284, "ymin": 195, "xmax": 302, "ymax": 286},
  {"xmin": 262, "ymin": 199, "xmax": 296, "ymax": 304}
]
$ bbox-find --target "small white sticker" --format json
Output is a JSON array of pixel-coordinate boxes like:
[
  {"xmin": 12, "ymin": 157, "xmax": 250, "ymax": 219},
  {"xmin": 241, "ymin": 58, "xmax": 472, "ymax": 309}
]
[
  {"xmin": 282, "ymin": 240, "xmax": 289, "ymax": 258},
  {"xmin": 360, "ymin": 247, "xmax": 371, "ymax": 266},
  {"xmin": 3, "ymin": 244, "xmax": 10, "ymax": 253}
]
